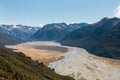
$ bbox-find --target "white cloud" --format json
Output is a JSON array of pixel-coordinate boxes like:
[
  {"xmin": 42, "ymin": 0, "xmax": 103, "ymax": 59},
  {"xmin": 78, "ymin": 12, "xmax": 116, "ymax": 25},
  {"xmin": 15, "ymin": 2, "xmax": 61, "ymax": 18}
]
[{"xmin": 114, "ymin": 5, "xmax": 120, "ymax": 18}]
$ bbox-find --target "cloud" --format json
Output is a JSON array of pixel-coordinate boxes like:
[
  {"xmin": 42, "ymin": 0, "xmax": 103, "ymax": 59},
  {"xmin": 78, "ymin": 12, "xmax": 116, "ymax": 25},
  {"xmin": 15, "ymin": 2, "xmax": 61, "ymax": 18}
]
[{"xmin": 114, "ymin": 5, "xmax": 120, "ymax": 18}]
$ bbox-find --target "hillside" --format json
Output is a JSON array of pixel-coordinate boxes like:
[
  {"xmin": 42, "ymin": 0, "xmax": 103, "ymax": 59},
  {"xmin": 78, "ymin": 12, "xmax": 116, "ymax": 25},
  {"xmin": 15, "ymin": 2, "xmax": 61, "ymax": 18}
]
[
  {"xmin": 0, "ymin": 47, "xmax": 74, "ymax": 80},
  {"xmin": 61, "ymin": 17, "xmax": 120, "ymax": 59},
  {"xmin": 0, "ymin": 32, "xmax": 23, "ymax": 46},
  {"xmin": 5, "ymin": 41, "xmax": 120, "ymax": 80}
]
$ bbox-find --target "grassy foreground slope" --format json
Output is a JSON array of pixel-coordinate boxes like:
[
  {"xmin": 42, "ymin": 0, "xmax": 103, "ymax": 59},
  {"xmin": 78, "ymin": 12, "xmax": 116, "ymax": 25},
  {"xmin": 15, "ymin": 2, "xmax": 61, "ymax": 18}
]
[{"xmin": 0, "ymin": 47, "xmax": 74, "ymax": 80}]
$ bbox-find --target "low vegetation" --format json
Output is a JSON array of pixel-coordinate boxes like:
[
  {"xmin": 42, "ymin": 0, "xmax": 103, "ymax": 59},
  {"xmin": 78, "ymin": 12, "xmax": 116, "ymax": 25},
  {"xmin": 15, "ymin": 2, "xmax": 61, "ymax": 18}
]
[{"xmin": 0, "ymin": 47, "xmax": 74, "ymax": 80}]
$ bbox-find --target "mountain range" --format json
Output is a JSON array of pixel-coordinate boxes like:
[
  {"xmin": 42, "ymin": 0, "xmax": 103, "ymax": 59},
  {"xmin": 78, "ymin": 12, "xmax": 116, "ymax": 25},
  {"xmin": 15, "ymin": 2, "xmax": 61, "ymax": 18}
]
[
  {"xmin": 0, "ymin": 18, "xmax": 120, "ymax": 59},
  {"xmin": 0, "ymin": 32, "xmax": 23, "ymax": 46},
  {"xmin": 0, "ymin": 24, "xmax": 39, "ymax": 40},
  {"xmin": 31, "ymin": 23, "xmax": 88, "ymax": 41},
  {"xmin": 60, "ymin": 17, "xmax": 120, "ymax": 59}
]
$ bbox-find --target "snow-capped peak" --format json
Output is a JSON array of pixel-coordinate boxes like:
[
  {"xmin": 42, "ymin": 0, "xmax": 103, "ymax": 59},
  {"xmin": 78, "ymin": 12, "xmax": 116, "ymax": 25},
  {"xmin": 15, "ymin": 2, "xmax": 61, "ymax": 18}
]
[{"xmin": 13, "ymin": 25, "xmax": 19, "ymax": 28}]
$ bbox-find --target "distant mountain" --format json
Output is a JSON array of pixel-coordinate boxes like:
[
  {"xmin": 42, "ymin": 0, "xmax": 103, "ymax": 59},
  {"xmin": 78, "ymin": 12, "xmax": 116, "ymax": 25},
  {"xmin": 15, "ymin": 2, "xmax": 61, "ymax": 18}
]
[
  {"xmin": 32, "ymin": 23, "xmax": 88, "ymax": 41},
  {"xmin": 0, "ymin": 24, "xmax": 40, "ymax": 40},
  {"xmin": 68, "ymin": 23, "xmax": 88, "ymax": 30},
  {"xmin": 60, "ymin": 17, "xmax": 120, "ymax": 59},
  {"xmin": 0, "ymin": 32, "xmax": 23, "ymax": 46},
  {"xmin": 0, "ymin": 47, "xmax": 74, "ymax": 80}
]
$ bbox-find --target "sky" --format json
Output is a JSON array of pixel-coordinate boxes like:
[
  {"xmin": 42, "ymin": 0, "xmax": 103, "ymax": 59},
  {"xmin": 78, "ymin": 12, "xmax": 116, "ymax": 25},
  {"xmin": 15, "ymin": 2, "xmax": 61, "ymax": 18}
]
[{"xmin": 0, "ymin": 0, "xmax": 120, "ymax": 26}]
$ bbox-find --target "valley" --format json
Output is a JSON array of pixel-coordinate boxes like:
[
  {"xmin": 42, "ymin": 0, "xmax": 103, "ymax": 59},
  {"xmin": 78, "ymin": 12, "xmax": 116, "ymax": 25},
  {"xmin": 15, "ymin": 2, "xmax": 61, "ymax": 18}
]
[
  {"xmin": 6, "ymin": 41, "xmax": 67, "ymax": 64},
  {"xmin": 1, "ymin": 1, "xmax": 120, "ymax": 80},
  {"xmin": 6, "ymin": 41, "xmax": 120, "ymax": 80}
]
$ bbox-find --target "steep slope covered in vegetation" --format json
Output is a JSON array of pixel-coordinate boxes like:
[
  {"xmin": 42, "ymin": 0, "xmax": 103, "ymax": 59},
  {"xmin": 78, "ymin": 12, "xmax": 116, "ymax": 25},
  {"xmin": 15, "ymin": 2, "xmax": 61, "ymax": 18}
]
[{"xmin": 0, "ymin": 47, "xmax": 74, "ymax": 80}]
